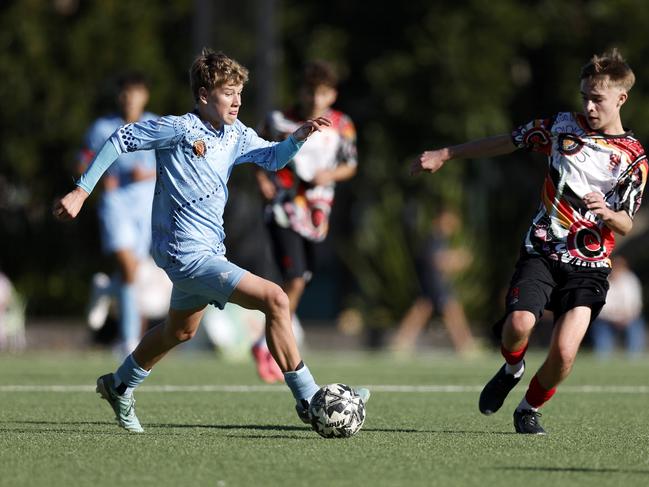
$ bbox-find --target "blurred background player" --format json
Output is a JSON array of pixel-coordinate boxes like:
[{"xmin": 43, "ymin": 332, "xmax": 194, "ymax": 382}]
[
  {"xmin": 78, "ymin": 73, "xmax": 158, "ymax": 355},
  {"xmin": 590, "ymin": 255, "xmax": 646, "ymax": 358},
  {"xmin": 391, "ymin": 208, "xmax": 476, "ymax": 354},
  {"xmin": 251, "ymin": 60, "xmax": 358, "ymax": 382}
]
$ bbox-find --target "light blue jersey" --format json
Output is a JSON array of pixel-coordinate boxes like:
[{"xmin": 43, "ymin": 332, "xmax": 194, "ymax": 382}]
[
  {"xmin": 83, "ymin": 112, "xmax": 158, "ymax": 256},
  {"xmin": 78, "ymin": 111, "xmax": 303, "ymax": 309}
]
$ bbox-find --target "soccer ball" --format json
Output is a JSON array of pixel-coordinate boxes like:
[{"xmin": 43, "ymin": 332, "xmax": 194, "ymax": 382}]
[{"xmin": 309, "ymin": 383, "xmax": 366, "ymax": 438}]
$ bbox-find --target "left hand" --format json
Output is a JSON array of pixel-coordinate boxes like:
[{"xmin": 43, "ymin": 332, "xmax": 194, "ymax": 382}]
[
  {"xmin": 292, "ymin": 117, "xmax": 331, "ymax": 142},
  {"xmin": 583, "ymin": 191, "xmax": 611, "ymax": 220}
]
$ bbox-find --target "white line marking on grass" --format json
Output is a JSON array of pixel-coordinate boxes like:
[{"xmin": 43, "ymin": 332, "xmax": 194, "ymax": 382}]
[{"xmin": 0, "ymin": 384, "xmax": 648, "ymax": 393}]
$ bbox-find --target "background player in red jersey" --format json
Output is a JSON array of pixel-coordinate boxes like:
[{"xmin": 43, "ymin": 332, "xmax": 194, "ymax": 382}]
[
  {"xmin": 411, "ymin": 49, "xmax": 647, "ymax": 434},
  {"xmin": 252, "ymin": 60, "xmax": 358, "ymax": 382}
]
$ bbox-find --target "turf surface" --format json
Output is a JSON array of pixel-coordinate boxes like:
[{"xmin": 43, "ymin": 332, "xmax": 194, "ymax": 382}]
[{"xmin": 0, "ymin": 351, "xmax": 647, "ymax": 486}]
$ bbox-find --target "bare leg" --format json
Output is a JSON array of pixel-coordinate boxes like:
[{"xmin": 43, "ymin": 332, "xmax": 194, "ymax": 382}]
[
  {"xmin": 501, "ymin": 310, "xmax": 537, "ymax": 352},
  {"xmin": 231, "ymin": 273, "xmax": 301, "ymax": 372},
  {"xmin": 440, "ymin": 298, "xmax": 476, "ymax": 353},
  {"xmin": 132, "ymin": 305, "xmax": 206, "ymax": 370},
  {"xmin": 535, "ymin": 306, "xmax": 591, "ymax": 389},
  {"xmin": 283, "ymin": 276, "xmax": 306, "ymax": 315},
  {"xmin": 391, "ymin": 297, "xmax": 433, "ymax": 351}
]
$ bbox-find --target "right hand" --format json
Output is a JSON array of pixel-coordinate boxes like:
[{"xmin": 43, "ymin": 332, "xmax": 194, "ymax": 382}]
[
  {"xmin": 53, "ymin": 187, "xmax": 89, "ymax": 221},
  {"xmin": 292, "ymin": 117, "xmax": 332, "ymax": 142},
  {"xmin": 410, "ymin": 149, "xmax": 447, "ymax": 175}
]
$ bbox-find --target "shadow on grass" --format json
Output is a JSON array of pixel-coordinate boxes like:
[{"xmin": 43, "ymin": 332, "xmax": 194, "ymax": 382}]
[
  {"xmin": 363, "ymin": 428, "xmax": 516, "ymax": 435},
  {"xmin": 2, "ymin": 420, "xmax": 517, "ymax": 437},
  {"xmin": 499, "ymin": 466, "xmax": 649, "ymax": 475}
]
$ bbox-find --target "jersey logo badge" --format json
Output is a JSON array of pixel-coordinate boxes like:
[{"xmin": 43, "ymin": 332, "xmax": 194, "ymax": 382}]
[
  {"xmin": 558, "ymin": 134, "xmax": 584, "ymax": 156},
  {"xmin": 193, "ymin": 140, "xmax": 206, "ymax": 157}
]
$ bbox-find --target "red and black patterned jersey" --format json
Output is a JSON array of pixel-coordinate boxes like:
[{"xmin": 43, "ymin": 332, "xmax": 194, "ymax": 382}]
[
  {"xmin": 260, "ymin": 107, "xmax": 357, "ymax": 242},
  {"xmin": 511, "ymin": 112, "xmax": 647, "ymax": 268}
]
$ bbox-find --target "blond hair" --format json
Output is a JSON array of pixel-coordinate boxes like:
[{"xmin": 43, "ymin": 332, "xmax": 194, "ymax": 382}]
[
  {"xmin": 580, "ymin": 48, "xmax": 635, "ymax": 92},
  {"xmin": 190, "ymin": 48, "xmax": 249, "ymax": 101}
]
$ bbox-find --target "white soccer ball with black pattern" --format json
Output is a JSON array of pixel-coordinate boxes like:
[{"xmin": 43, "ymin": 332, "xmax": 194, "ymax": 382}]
[{"xmin": 309, "ymin": 383, "xmax": 366, "ymax": 438}]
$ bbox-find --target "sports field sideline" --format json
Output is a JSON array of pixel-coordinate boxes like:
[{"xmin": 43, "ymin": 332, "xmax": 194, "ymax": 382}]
[{"xmin": 1, "ymin": 351, "xmax": 647, "ymax": 487}]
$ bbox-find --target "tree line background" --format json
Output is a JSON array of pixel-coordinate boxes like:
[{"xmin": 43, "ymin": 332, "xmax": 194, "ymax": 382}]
[{"xmin": 2, "ymin": 0, "xmax": 649, "ymax": 333}]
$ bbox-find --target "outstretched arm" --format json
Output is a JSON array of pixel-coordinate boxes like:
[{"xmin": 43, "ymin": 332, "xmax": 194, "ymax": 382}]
[
  {"xmin": 411, "ymin": 134, "xmax": 517, "ymax": 175},
  {"xmin": 237, "ymin": 117, "xmax": 333, "ymax": 170}
]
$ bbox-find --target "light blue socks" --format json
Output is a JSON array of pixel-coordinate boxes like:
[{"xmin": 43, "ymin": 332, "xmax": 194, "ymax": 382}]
[
  {"xmin": 117, "ymin": 280, "xmax": 140, "ymax": 351},
  {"xmin": 284, "ymin": 362, "xmax": 319, "ymax": 404},
  {"xmin": 114, "ymin": 354, "xmax": 150, "ymax": 396}
]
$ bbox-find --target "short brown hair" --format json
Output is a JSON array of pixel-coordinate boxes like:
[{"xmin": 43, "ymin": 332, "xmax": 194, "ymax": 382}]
[
  {"xmin": 190, "ymin": 48, "xmax": 249, "ymax": 101},
  {"xmin": 302, "ymin": 60, "xmax": 338, "ymax": 90},
  {"xmin": 580, "ymin": 48, "xmax": 635, "ymax": 92}
]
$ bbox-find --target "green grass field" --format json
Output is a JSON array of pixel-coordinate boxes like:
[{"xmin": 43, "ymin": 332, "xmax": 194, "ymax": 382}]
[{"xmin": 0, "ymin": 350, "xmax": 648, "ymax": 487}]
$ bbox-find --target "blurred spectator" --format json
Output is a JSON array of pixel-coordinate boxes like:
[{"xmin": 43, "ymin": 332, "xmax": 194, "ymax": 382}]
[
  {"xmin": 391, "ymin": 209, "xmax": 476, "ymax": 354},
  {"xmin": 0, "ymin": 271, "xmax": 26, "ymax": 351},
  {"xmin": 590, "ymin": 255, "xmax": 646, "ymax": 358}
]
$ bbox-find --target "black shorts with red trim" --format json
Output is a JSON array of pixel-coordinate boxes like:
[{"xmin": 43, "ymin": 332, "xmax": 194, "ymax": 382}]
[
  {"xmin": 505, "ymin": 251, "xmax": 610, "ymax": 321},
  {"xmin": 267, "ymin": 221, "xmax": 319, "ymax": 281}
]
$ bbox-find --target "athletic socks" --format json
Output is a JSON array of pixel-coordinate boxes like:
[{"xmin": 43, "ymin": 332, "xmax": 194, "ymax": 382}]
[
  {"xmin": 117, "ymin": 280, "xmax": 140, "ymax": 353},
  {"xmin": 502, "ymin": 343, "xmax": 527, "ymax": 378},
  {"xmin": 114, "ymin": 354, "xmax": 150, "ymax": 396},
  {"xmin": 517, "ymin": 374, "xmax": 556, "ymax": 411},
  {"xmin": 284, "ymin": 361, "xmax": 319, "ymax": 404}
]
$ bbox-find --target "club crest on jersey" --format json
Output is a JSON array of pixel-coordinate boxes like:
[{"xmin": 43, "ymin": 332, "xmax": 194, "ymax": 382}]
[
  {"xmin": 193, "ymin": 140, "xmax": 206, "ymax": 157},
  {"xmin": 558, "ymin": 134, "xmax": 584, "ymax": 156}
]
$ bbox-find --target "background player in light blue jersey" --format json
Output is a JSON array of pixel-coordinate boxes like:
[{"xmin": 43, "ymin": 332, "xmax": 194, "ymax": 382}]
[
  {"xmin": 78, "ymin": 73, "xmax": 158, "ymax": 354},
  {"xmin": 54, "ymin": 49, "xmax": 368, "ymax": 433}
]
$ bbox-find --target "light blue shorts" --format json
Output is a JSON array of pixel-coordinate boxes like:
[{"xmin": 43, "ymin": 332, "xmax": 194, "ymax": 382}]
[
  {"xmin": 168, "ymin": 255, "xmax": 247, "ymax": 310},
  {"xmin": 98, "ymin": 181, "xmax": 154, "ymax": 258}
]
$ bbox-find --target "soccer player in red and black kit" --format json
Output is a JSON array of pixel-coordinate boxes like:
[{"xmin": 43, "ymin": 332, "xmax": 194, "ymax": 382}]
[
  {"xmin": 411, "ymin": 49, "xmax": 647, "ymax": 434},
  {"xmin": 252, "ymin": 61, "xmax": 358, "ymax": 383}
]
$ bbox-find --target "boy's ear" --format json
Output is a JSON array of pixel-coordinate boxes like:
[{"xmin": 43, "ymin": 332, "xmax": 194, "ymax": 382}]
[
  {"xmin": 198, "ymin": 87, "xmax": 208, "ymax": 104},
  {"xmin": 618, "ymin": 91, "xmax": 628, "ymax": 108}
]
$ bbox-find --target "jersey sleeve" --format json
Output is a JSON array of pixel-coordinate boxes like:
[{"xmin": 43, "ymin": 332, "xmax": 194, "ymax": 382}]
[
  {"xmin": 79, "ymin": 119, "xmax": 121, "ymax": 177},
  {"xmin": 614, "ymin": 156, "xmax": 648, "ymax": 218},
  {"xmin": 335, "ymin": 114, "xmax": 358, "ymax": 167},
  {"xmin": 235, "ymin": 126, "xmax": 304, "ymax": 171},
  {"xmin": 111, "ymin": 115, "xmax": 185, "ymax": 153},
  {"xmin": 511, "ymin": 116, "xmax": 555, "ymax": 155}
]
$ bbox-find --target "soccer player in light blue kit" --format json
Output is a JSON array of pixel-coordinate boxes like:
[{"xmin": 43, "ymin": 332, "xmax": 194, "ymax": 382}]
[
  {"xmin": 79, "ymin": 73, "xmax": 158, "ymax": 354},
  {"xmin": 55, "ymin": 49, "xmax": 369, "ymax": 433}
]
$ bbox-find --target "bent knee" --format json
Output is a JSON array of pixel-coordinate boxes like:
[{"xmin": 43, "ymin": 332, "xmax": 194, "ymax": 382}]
[
  {"xmin": 171, "ymin": 327, "xmax": 198, "ymax": 343},
  {"xmin": 508, "ymin": 311, "xmax": 536, "ymax": 336},
  {"xmin": 264, "ymin": 284, "xmax": 290, "ymax": 315},
  {"xmin": 553, "ymin": 345, "xmax": 578, "ymax": 369}
]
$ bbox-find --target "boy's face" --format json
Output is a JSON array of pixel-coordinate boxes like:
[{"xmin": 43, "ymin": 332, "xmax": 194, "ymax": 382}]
[
  {"xmin": 300, "ymin": 84, "xmax": 337, "ymax": 115},
  {"xmin": 117, "ymin": 84, "xmax": 149, "ymax": 122},
  {"xmin": 198, "ymin": 82, "xmax": 243, "ymax": 127},
  {"xmin": 580, "ymin": 77, "xmax": 627, "ymax": 133}
]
